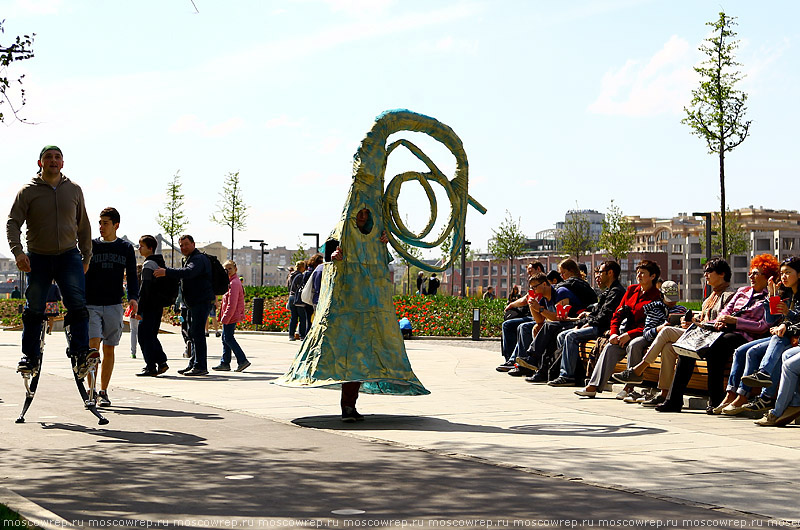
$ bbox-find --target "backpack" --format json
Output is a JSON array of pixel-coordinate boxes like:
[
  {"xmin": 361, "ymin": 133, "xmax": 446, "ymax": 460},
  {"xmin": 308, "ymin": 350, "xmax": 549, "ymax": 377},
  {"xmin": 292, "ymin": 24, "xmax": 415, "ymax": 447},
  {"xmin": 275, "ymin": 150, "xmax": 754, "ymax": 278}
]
[
  {"xmin": 204, "ymin": 253, "xmax": 230, "ymax": 296},
  {"xmin": 154, "ymin": 275, "xmax": 180, "ymax": 308}
]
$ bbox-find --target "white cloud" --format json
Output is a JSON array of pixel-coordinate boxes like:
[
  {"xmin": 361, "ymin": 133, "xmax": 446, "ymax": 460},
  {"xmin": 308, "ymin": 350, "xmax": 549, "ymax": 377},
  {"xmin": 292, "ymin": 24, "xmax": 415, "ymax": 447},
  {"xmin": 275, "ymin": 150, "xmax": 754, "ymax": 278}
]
[{"xmin": 588, "ymin": 35, "xmax": 695, "ymax": 117}]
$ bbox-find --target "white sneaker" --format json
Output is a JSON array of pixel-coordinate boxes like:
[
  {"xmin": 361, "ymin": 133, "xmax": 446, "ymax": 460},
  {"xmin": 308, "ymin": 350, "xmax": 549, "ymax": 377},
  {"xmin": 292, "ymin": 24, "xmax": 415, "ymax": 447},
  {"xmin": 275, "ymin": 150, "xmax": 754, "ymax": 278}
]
[{"xmin": 615, "ymin": 390, "xmax": 629, "ymax": 400}]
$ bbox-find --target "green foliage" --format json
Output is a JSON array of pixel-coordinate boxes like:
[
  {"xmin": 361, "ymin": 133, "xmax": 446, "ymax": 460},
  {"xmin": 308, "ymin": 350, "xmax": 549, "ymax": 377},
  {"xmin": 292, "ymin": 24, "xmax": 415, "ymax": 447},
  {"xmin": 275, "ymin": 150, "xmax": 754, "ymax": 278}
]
[
  {"xmin": 0, "ymin": 20, "xmax": 35, "ymax": 123},
  {"xmin": 243, "ymin": 285, "xmax": 288, "ymax": 301},
  {"xmin": 291, "ymin": 242, "xmax": 309, "ymax": 265},
  {"xmin": 558, "ymin": 207, "xmax": 593, "ymax": 259},
  {"xmin": 211, "ymin": 171, "xmax": 249, "ymax": 261},
  {"xmin": 156, "ymin": 171, "xmax": 188, "ymax": 267},
  {"xmin": 599, "ymin": 200, "xmax": 636, "ymax": 261},
  {"xmin": 700, "ymin": 208, "xmax": 750, "ymax": 258},
  {"xmin": 682, "ymin": 11, "xmax": 752, "ymax": 259},
  {"xmin": 0, "ymin": 298, "xmax": 27, "ymax": 327},
  {"xmin": 488, "ymin": 211, "xmax": 527, "ymax": 292}
]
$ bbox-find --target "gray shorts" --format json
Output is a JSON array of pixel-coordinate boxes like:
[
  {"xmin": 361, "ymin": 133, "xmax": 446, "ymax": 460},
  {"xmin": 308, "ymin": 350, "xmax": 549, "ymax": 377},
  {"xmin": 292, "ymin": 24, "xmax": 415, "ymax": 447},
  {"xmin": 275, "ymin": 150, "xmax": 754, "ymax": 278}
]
[{"xmin": 87, "ymin": 304, "xmax": 124, "ymax": 346}]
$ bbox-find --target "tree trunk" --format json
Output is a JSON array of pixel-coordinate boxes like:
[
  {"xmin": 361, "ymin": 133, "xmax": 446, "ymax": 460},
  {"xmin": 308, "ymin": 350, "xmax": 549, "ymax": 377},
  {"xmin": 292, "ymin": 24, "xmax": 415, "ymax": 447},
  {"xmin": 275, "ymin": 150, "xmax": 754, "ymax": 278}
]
[
  {"xmin": 719, "ymin": 142, "xmax": 727, "ymax": 260},
  {"xmin": 230, "ymin": 225, "xmax": 235, "ymax": 261}
]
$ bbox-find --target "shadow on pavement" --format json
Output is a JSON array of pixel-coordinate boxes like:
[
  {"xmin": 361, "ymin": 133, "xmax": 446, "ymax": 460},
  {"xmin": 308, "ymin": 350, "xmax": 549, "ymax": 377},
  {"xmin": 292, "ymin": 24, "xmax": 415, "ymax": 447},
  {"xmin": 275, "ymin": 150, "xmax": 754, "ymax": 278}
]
[
  {"xmin": 39, "ymin": 422, "xmax": 208, "ymax": 446},
  {"xmin": 103, "ymin": 405, "xmax": 225, "ymax": 421},
  {"xmin": 292, "ymin": 415, "xmax": 667, "ymax": 437}
]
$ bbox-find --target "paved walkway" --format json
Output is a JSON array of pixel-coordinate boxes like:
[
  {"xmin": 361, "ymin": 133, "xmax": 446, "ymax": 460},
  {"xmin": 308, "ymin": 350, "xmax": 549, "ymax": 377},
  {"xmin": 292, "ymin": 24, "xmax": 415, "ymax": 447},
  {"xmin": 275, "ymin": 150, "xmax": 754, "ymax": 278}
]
[{"xmin": 1, "ymin": 328, "xmax": 798, "ymax": 528}]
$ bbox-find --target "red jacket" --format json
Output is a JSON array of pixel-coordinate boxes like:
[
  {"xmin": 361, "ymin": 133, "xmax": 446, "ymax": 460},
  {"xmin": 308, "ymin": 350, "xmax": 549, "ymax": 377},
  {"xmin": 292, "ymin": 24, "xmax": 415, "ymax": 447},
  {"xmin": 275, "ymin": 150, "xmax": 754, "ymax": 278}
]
[
  {"xmin": 220, "ymin": 275, "xmax": 245, "ymax": 325},
  {"xmin": 609, "ymin": 284, "xmax": 662, "ymax": 338}
]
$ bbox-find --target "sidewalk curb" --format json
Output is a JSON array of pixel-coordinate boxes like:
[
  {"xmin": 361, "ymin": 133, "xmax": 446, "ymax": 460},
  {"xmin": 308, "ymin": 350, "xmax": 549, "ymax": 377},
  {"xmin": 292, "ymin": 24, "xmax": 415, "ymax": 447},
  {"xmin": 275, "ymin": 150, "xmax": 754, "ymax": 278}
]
[{"xmin": 0, "ymin": 487, "xmax": 76, "ymax": 530}]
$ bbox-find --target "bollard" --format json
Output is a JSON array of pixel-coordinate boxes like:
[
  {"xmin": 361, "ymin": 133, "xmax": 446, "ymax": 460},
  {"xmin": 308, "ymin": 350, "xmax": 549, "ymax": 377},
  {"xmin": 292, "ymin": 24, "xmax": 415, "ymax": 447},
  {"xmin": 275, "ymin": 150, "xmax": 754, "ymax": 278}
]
[
  {"xmin": 252, "ymin": 297, "xmax": 264, "ymax": 326},
  {"xmin": 471, "ymin": 307, "xmax": 481, "ymax": 341}
]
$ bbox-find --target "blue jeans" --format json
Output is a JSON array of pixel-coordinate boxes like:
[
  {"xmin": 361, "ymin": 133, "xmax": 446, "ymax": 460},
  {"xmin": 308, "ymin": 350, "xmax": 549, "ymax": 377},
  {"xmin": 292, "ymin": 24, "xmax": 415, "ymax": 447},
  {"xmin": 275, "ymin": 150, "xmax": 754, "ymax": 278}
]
[
  {"xmin": 501, "ymin": 316, "xmax": 533, "ymax": 360},
  {"xmin": 558, "ymin": 325, "xmax": 599, "ymax": 379},
  {"xmin": 772, "ymin": 347, "xmax": 800, "ymax": 416},
  {"xmin": 187, "ymin": 302, "xmax": 212, "ymax": 370},
  {"xmin": 288, "ymin": 295, "xmax": 300, "ymax": 337},
  {"xmin": 22, "ymin": 249, "xmax": 89, "ymax": 359},
  {"xmin": 727, "ymin": 337, "xmax": 770, "ymax": 395},
  {"xmin": 753, "ymin": 334, "xmax": 790, "ymax": 398},
  {"xmin": 510, "ymin": 321, "xmax": 536, "ymax": 362},
  {"xmin": 220, "ymin": 323, "xmax": 248, "ymax": 365}
]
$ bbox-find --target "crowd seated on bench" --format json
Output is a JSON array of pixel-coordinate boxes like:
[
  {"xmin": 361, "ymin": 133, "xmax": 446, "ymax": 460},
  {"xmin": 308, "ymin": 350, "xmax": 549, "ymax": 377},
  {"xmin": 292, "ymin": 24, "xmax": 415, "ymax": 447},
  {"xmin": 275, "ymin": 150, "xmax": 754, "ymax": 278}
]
[{"xmin": 497, "ymin": 254, "xmax": 800, "ymax": 427}]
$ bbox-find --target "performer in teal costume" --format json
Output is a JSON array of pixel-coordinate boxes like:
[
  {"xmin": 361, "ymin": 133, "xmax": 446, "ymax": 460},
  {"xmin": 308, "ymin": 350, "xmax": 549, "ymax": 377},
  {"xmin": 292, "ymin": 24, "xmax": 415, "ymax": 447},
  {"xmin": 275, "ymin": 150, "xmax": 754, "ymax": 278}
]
[{"xmin": 276, "ymin": 109, "xmax": 485, "ymax": 421}]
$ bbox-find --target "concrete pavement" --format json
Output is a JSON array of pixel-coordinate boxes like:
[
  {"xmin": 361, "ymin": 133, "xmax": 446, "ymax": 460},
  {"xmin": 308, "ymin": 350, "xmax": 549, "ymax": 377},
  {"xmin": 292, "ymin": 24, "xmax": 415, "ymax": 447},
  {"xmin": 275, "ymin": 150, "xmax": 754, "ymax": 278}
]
[{"xmin": 0, "ymin": 328, "xmax": 797, "ymax": 528}]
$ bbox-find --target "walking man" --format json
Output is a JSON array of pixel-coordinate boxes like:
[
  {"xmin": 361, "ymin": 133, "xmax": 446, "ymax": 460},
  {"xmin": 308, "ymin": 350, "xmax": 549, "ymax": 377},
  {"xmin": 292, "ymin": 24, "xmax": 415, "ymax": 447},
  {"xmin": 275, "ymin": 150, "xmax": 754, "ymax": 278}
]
[
  {"xmin": 154, "ymin": 234, "xmax": 214, "ymax": 376},
  {"xmin": 6, "ymin": 145, "xmax": 96, "ymax": 378},
  {"xmin": 85, "ymin": 207, "xmax": 139, "ymax": 406}
]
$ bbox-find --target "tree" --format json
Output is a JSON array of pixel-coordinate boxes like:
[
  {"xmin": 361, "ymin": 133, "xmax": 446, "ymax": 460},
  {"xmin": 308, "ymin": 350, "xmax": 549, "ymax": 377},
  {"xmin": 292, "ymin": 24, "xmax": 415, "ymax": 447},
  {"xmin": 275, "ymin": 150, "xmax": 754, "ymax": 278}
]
[
  {"xmin": 211, "ymin": 171, "xmax": 249, "ymax": 260},
  {"xmin": 488, "ymin": 211, "xmax": 527, "ymax": 296},
  {"xmin": 701, "ymin": 207, "xmax": 750, "ymax": 258},
  {"xmin": 156, "ymin": 171, "xmax": 189, "ymax": 267},
  {"xmin": 0, "ymin": 20, "xmax": 35, "ymax": 123},
  {"xmin": 558, "ymin": 208, "xmax": 593, "ymax": 259},
  {"xmin": 291, "ymin": 242, "xmax": 309, "ymax": 265},
  {"xmin": 598, "ymin": 200, "xmax": 636, "ymax": 262},
  {"xmin": 682, "ymin": 11, "xmax": 752, "ymax": 260}
]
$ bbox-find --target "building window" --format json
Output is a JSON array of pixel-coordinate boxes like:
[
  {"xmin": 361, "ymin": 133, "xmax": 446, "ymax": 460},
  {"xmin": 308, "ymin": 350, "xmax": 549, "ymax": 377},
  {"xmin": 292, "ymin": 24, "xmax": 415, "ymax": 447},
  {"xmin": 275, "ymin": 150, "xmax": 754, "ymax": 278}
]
[
  {"xmin": 491, "ymin": 265, "xmax": 498, "ymax": 275},
  {"xmin": 501, "ymin": 279, "xmax": 507, "ymax": 288},
  {"xmin": 671, "ymin": 259, "xmax": 683, "ymax": 270},
  {"xmin": 734, "ymin": 272, "xmax": 747, "ymax": 284},
  {"xmin": 672, "ymin": 274, "xmax": 683, "ymax": 284},
  {"xmin": 482, "ymin": 266, "xmax": 489, "ymax": 276},
  {"xmin": 783, "ymin": 238, "xmax": 795, "ymax": 250},
  {"xmin": 734, "ymin": 256, "xmax": 748, "ymax": 268},
  {"xmin": 672, "ymin": 244, "xmax": 683, "ymax": 253},
  {"xmin": 756, "ymin": 239, "xmax": 771, "ymax": 251},
  {"xmin": 501, "ymin": 265, "xmax": 507, "ymax": 275},
  {"xmin": 465, "ymin": 268, "xmax": 471, "ymax": 277},
  {"xmin": 690, "ymin": 243, "xmax": 702, "ymax": 254},
  {"xmin": 482, "ymin": 279, "xmax": 489, "ymax": 287}
]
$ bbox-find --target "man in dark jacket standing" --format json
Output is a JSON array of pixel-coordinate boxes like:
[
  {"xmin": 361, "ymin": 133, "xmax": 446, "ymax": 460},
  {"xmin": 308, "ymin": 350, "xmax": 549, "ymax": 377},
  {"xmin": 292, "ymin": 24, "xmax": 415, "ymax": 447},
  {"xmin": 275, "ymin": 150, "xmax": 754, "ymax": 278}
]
[
  {"xmin": 548, "ymin": 261, "xmax": 626, "ymax": 386},
  {"xmin": 6, "ymin": 145, "xmax": 96, "ymax": 378},
  {"xmin": 154, "ymin": 234, "xmax": 214, "ymax": 376}
]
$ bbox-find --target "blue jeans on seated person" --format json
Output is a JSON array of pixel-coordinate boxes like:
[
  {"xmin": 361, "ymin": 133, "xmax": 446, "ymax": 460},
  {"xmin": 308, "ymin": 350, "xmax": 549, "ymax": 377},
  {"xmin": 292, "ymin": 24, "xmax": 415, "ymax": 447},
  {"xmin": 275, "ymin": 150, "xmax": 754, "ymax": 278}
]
[
  {"xmin": 501, "ymin": 316, "xmax": 532, "ymax": 361},
  {"xmin": 22, "ymin": 249, "xmax": 89, "ymax": 359},
  {"xmin": 727, "ymin": 337, "xmax": 770, "ymax": 395},
  {"xmin": 772, "ymin": 347, "xmax": 800, "ymax": 417},
  {"xmin": 557, "ymin": 325, "xmax": 599, "ymax": 379},
  {"xmin": 509, "ymin": 321, "xmax": 536, "ymax": 363}
]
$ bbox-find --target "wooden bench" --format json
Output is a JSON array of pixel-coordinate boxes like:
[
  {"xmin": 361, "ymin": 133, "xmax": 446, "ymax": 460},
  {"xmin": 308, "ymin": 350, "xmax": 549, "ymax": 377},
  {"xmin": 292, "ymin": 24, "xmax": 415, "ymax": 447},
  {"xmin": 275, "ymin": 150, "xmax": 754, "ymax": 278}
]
[{"xmin": 578, "ymin": 338, "xmax": 713, "ymax": 393}]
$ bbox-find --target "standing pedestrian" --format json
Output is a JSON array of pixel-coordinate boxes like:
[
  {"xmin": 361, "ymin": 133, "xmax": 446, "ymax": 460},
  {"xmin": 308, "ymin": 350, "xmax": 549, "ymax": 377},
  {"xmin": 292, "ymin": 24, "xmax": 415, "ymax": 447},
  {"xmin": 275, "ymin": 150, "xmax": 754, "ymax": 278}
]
[
  {"xmin": 6, "ymin": 145, "xmax": 97, "ymax": 378},
  {"xmin": 135, "ymin": 235, "xmax": 173, "ymax": 377},
  {"xmin": 154, "ymin": 234, "xmax": 214, "ymax": 376},
  {"xmin": 212, "ymin": 260, "xmax": 251, "ymax": 372},
  {"xmin": 84, "ymin": 207, "xmax": 139, "ymax": 406}
]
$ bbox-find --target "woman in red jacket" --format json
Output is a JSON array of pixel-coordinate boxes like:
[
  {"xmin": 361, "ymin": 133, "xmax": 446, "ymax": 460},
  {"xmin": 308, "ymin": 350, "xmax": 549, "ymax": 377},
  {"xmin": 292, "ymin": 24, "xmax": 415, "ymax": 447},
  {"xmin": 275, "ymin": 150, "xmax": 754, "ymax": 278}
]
[
  {"xmin": 212, "ymin": 260, "xmax": 251, "ymax": 373},
  {"xmin": 575, "ymin": 260, "xmax": 662, "ymax": 398}
]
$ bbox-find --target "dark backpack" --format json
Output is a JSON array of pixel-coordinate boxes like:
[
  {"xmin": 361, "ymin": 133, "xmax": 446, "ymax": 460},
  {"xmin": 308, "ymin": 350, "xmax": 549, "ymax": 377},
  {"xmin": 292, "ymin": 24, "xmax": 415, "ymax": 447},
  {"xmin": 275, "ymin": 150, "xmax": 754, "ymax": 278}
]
[
  {"xmin": 154, "ymin": 275, "xmax": 180, "ymax": 308},
  {"xmin": 204, "ymin": 253, "xmax": 230, "ymax": 296}
]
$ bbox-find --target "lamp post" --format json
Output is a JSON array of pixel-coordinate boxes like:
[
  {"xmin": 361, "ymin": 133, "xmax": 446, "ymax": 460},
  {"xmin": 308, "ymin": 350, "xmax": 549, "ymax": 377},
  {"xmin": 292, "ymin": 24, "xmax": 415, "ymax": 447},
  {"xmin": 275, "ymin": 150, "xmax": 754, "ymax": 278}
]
[
  {"xmin": 249, "ymin": 239, "xmax": 268, "ymax": 287},
  {"xmin": 461, "ymin": 240, "xmax": 471, "ymax": 298},
  {"xmin": 692, "ymin": 212, "xmax": 712, "ymax": 298},
  {"xmin": 303, "ymin": 232, "xmax": 320, "ymax": 253}
]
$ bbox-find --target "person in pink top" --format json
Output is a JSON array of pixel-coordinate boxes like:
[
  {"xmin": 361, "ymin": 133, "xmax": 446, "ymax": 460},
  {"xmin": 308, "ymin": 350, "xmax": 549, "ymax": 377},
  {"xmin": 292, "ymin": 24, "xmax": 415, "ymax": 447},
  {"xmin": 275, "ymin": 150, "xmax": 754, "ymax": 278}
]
[{"xmin": 212, "ymin": 260, "xmax": 251, "ymax": 372}]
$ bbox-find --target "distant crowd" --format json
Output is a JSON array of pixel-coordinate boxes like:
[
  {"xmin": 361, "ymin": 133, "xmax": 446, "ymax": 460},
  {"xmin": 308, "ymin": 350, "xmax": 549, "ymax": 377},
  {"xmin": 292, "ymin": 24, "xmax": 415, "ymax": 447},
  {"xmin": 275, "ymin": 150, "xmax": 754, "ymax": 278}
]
[{"xmin": 497, "ymin": 255, "xmax": 800, "ymax": 427}]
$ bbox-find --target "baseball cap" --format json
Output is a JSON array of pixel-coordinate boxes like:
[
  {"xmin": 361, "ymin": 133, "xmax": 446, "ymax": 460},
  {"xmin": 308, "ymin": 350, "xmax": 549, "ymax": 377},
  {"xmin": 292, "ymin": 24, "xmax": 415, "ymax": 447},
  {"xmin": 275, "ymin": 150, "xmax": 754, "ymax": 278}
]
[
  {"xmin": 660, "ymin": 280, "xmax": 680, "ymax": 303},
  {"xmin": 39, "ymin": 145, "xmax": 63, "ymax": 159}
]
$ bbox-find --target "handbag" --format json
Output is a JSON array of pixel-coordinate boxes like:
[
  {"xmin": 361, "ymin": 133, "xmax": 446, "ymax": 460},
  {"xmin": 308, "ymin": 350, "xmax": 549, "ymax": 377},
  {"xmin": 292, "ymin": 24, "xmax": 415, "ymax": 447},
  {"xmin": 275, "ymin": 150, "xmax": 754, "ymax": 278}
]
[
  {"xmin": 673, "ymin": 323, "xmax": 724, "ymax": 359},
  {"xmin": 300, "ymin": 274, "xmax": 316, "ymax": 305}
]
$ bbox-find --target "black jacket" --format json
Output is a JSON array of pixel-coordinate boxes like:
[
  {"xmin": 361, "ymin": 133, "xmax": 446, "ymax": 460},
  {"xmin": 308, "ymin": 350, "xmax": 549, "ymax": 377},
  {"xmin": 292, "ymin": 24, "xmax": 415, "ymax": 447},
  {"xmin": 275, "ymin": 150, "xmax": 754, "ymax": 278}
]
[
  {"xmin": 139, "ymin": 254, "xmax": 167, "ymax": 311},
  {"xmin": 582, "ymin": 280, "xmax": 626, "ymax": 332},
  {"xmin": 165, "ymin": 249, "xmax": 214, "ymax": 306},
  {"xmin": 558, "ymin": 277, "xmax": 598, "ymax": 308}
]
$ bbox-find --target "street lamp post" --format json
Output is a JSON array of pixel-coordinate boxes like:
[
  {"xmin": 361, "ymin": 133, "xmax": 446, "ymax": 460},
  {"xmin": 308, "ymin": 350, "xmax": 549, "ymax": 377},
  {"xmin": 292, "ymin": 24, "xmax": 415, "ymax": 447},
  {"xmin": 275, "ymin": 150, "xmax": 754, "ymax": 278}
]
[
  {"xmin": 461, "ymin": 240, "xmax": 471, "ymax": 298},
  {"xmin": 303, "ymin": 232, "xmax": 320, "ymax": 253},
  {"xmin": 249, "ymin": 239, "xmax": 268, "ymax": 287}
]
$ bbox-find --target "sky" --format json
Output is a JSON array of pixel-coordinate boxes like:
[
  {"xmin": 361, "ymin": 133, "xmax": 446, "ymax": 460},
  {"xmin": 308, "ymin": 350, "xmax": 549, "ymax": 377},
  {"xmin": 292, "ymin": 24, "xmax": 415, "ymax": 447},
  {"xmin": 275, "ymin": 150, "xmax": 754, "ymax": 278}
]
[{"xmin": 1, "ymin": 0, "xmax": 799, "ymax": 262}]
